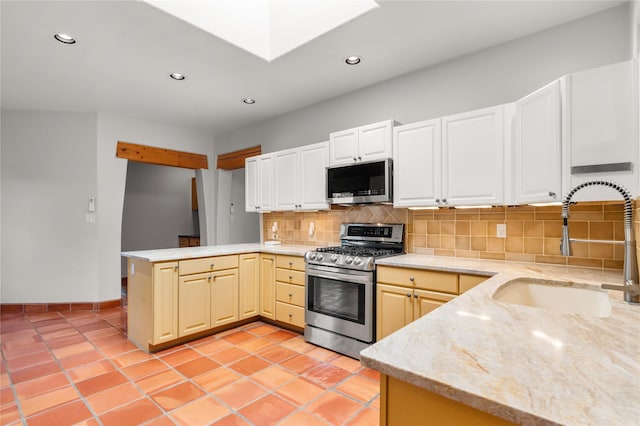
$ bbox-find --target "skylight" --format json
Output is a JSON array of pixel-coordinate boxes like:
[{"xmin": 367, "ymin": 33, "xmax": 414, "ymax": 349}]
[{"xmin": 144, "ymin": 0, "xmax": 378, "ymax": 62}]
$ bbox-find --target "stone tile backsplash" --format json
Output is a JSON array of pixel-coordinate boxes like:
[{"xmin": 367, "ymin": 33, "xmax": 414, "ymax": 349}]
[{"xmin": 263, "ymin": 200, "xmax": 639, "ymax": 270}]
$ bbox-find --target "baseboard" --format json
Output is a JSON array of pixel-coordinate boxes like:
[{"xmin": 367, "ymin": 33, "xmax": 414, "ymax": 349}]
[{"xmin": 1, "ymin": 298, "xmax": 123, "ymax": 314}]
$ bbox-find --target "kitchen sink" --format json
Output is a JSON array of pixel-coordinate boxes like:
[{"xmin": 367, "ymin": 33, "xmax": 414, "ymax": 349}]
[{"xmin": 492, "ymin": 278, "xmax": 611, "ymax": 317}]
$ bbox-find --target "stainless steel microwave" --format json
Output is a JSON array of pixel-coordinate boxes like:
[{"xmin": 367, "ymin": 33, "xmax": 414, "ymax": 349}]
[{"xmin": 327, "ymin": 158, "xmax": 393, "ymax": 204}]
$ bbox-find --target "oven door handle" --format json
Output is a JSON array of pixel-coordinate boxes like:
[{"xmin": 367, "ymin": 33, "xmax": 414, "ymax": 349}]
[{"xmin": 306, "ymin": 270, "xmax": 372, "ymax": 286}]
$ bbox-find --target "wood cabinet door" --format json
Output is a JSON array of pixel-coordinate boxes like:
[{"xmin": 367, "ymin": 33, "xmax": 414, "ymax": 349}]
[
  {"xmin": 358, "ymin": 119, "xmax": 393, "ymax": 163},
  {"xmin": 412, "ymin": 289, "xmax": 455, "ymax": 321},
  {"xmin": 152, "ymin": 262, "xmax": 179, "ymax": 344},
  {"xmin": 299, "ymin": 141, "xmax": 330, "ymax": 210},
  {"xmin": 442, "ymin": 105, "xmax": 506, "ymax": 206},
  {"xmin": 376, "ymin": 284, "xmax": 413, "ymax": 340},
  {"xmin": 259, "ymin": 254, "xmax": 276, "ymax": 319},
  {"xmin": 274, "ymin": 148, "xmax": 299, "ymax": 211},
  {"xmin": 393, "ymin": 119, "xmax": 441, "ymax": 207},
  {"xmin": 239, "ymin": 254, "xmax": 260, "ymax": 320},
  {"xmin": 329, "ymin": 127, "xmax": 358, "ymax": 165},
  {"xmin": 514, "ymin": 79, "xmax": 562, "ymax": 204},
  {"xmin": 178, "ymin": 273, "xmax": 211, "ymax": 337},
  {"xmin": 211, "ymin": 269, "xmax": 239, "ymax": 327}
]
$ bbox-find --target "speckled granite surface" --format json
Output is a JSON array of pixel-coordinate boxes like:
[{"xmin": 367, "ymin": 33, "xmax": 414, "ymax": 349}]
[
  {"xmin": 362, "ymin": 254, "xmax": 640, "ymax": 426},
  {"xmin": 121, "ymin": 243, "xmax": 311, "ymax": 262}
]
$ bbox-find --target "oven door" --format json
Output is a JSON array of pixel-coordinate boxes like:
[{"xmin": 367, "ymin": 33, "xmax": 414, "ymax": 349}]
[{"xmin": 305, "ymin": 264, "xmax": 374, "ymax": 343}]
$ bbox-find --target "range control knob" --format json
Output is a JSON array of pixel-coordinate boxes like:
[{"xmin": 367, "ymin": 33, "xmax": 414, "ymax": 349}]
[
  {"xmin": 353, "ymin": 257, "xmax": 363, "ymax": 266},
  {"xmin": 330, "ymin": 254, "xmax": 339, "ymax": 262},
  {"xmin": 345, "ymin": 256, "xmax": 354, "ymax": 264},
  {"xmin": 316, "ymin": 254, "xmax": 324, "ymax": 261},
  {"xmin": 308, "ymin": 253, "xmax": 317, "ymax": 260}
]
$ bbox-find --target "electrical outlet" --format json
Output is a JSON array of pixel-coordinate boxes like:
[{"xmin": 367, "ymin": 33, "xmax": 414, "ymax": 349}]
[{"xmin": 496, "ymin": 224, "xmax": 506, "ymax": 238}]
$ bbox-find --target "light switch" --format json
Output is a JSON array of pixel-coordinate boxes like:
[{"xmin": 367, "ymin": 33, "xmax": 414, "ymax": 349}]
[
  {"xmin": 88, "ymin": 196, "xmax": 96, "ymax": 212},
  {"xmin": 496, "ymin": 224, "xmax": 506, "ymax": 238}
]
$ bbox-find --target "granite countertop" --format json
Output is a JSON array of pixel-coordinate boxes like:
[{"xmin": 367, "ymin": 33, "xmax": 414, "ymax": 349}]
[
  {"xmin": 121, "ymin": 243, "xmax": 313, "ymax": 262},
  {"xmin": 361, "ymin": 254, "xmax": 640, "ymax": 425}
]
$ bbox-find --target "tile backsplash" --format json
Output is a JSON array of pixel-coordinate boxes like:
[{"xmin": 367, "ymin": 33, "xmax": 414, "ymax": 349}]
[{"xmin": 263, "ymin": 199, "xmax": 639, "ymax": 270}]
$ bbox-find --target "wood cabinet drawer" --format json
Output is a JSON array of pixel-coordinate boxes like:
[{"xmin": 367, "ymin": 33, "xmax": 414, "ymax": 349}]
[
  {"xmin": 276, "ymin": 255, "xmax": 305, "ymax": 271},
  {"xmin": 377, "ymin": 266, "xmax": 458, "ymax": 294},
  {"xmin": 276, "ymin": 282, "xmax": 305, "ymax": 307},
  {"xmin": 179, "ymin": 255, "xmax": 239, "ymax": 276},
  {"xmin": 276, "ymin": 269, "xmax": 305, "ymax": 286},
  {"xmin": 459, "ymin": 274, "xmax": 487, "ymax": 293},
  {"xmin": 275, "ymin": 301, "xmax": 305, "ymax": 328}
]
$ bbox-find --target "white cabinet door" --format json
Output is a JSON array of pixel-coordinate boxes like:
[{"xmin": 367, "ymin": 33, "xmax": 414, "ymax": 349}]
[
  {"xmin": 514, "ymin": 79, "xmax": 562, "ymax": 204},
  {"xmin": 567, "ymin": 59, "xmax": 637, "ymax": 201},
  {"xmin": 245, "ymin": 153, "xmax": 275, "ymax": 212},
  {"xmin": 358, "ymin": 120, "xmax": 393, "ymax": 163},
  {"xmin": 329, "ymin": 128, "xmax": 358, "ymax": 165},
  {"xmin": 299, "ymin": 141, "xmax": 329, "ymax": 210},
  {"xmin": 393, "ymin": 119, "xmax": 442, "ymax": 207},
  {"xmin": 245, "ymin": 157, "xmax": 258, "ymax": 212},
  {"xmin": 257, "ymin": 154, "xmax": 274, "ymax": 211},
  {"xmin": 274, "ymin": 149, "xmax": 299, "ymax": 211},
  {"xmin": 442, "ymin": 105, "xmax": 507, "ymax": 206}
]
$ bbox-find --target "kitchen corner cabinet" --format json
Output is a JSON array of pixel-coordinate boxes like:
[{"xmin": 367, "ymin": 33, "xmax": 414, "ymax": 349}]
[
  {"xmin": 127, "ymin": 259, "xmax": 179, "ymax": 350},
  {"xmin": 380, "ymin": 374, "xmax": 515, "ymax": 426},
  {"xmin": 239, "ymin": 253, "xmax": 260, "ymax": 320},
  {"xmin": 329, "ymin": 119, "xmax": 395, "ymax": 165},
  {"xmin": 274, "ymin": 255, "xmax": 306, "ymax": 329},
  {"xmin": 514, "ymin": 79, "xmax": 563, "ymax": 204},
  {"xmin": 376, "ymin": 266, "xmax": 487, "ymax": 340},
  {"xmin": 566, "ymin": 59, "xmax": 638, "ymax": 201},
  {"xmin": 274, "ymin": 141, "xmax": 329, "ymax": 211},
  {"xmin": 442, "ymin": 104, "xmax": 513, "ymax": 207},
  {"xmin": 245, "ymin": 153, "xmax": 274, "ymax": 212},
  {"xmin": 259, "ymin": 254, "xmax": 276, "ymax": 319}
]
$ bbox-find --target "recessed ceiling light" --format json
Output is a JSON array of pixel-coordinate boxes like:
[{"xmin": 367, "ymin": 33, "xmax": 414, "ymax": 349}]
[
  {"xmin": 169, "ymin": 73, "xmax": 186, "ymax": 81},
  {"xmin": 54, "ymin": 33, "xmax": 76, "ymax": 44},
  {"xmin": 345, "ymin": 55, "xmax": 362, "ymax": 65},
  {"xmin": 243, "ymin": 98, "xmax": 256, "ymax": 105}
]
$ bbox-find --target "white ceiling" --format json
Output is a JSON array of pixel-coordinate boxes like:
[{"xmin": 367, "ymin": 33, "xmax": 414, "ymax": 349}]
[{"xmin": 0, "ymin": 0, "xmax": 626, "ymax": 136}]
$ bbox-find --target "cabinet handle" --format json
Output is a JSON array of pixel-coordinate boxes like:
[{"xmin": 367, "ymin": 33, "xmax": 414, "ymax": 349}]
[
  {"xmin": 289, "ymin": 275, "xmax": 292, "ymax": 280},
  {"xmin": 413, "ymin": 294, "xmax": 418, "ymax": 299},
  {"xmin": 358, "ymin": 156, "xmax": 362, "ymax": 160},
  {"xmin": 435, "ymin": 199, "xmax": 440, "ymax": 203},
  {"xmin": 210, "ymin": 263, "xmax": 215, "ymax": 269},
  {"xmin": 212, "ymin": 275, "xmax": 216, "ymax": 281},
  {"xmin": 288, "ymin": 293, "xmax": 293, "ymax": 297},
  {"xmin": 289, "ymin": 262, "xmax": 293, "ymax": 267},
  {"xmin": 442, "ymin": 198, "xmax": 447, "ymax": 204},
  {"xmin": 353, "ymin": 157, "xmax": 357, "ymax": 162},
  {"xmin": 406, "ymin": 293, "xmax": 411, "ymax": 298},
  {"xmin": 174, "ymin": 266, "xmax": 178, "ymax": 272},
  {"xmin": 208, "ymin": 275, "xmax": 212, "ymax": 281},
  {"xmin": 409, "ymin": 277, "xmax": 415, "ymax": 282},
  {"xmin": 548, "ymin": 191, "xmax": 556, "ymax": 197},
  {"xmin": 288, "ymin": 313, "xmax": 293, "ymax": 318}
]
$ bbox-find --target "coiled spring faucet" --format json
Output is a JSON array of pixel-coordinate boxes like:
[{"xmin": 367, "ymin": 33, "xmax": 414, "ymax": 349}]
[{"xmin": 560, "ymin": 180, "xmax": 639, "ymax": 303}]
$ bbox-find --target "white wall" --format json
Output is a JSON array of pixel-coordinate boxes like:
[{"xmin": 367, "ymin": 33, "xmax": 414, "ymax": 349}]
[
  {"xmin": 121, "ymin": 162, "xmax": 196, "ymax": 276},
  {"xmin": 0, "ymin": 110, "xmax": 215, "ymax": 303},
  {"xmin": 214, "ymin": 4, "xmax": 631, "ymax": 156},
  {"xmin": 97, "ymin": 112, "xmax": 215, "ymax": 302},
  {"xmin": 1, "ymin": 111, "xmax": 99, "ymax": 303}
]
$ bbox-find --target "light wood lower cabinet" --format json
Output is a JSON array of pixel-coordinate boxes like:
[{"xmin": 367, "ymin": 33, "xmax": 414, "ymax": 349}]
[
  {"xmin": 239, "ymin": 253, "xmax": 260, "ymax": 320},
  {"xmin": 259, "ymin": 254, "xmax": 276, "ymax": 319},
  {"xmin": 210, "ymin": 269, "xmax": 239, "ymax": 327},
  {"xmin": 275, "ymin": 255, "xmax": 306, "ymax": 329},
  {"xmin": 381, "ymin": 374, "xmax": 515, "ymax": 426},
  {"xmin": 377, "ymin": 266, "xmax": 486, "ymax": 340},
  {"xmin": 178, "ymin": 272, "xmax": 211, "ymax": 337}
]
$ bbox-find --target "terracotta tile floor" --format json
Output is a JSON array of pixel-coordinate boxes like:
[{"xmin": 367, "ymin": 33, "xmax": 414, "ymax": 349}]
[{"xmin": 0, "ymin": 308, "xmax": 380, "ymax": 425}]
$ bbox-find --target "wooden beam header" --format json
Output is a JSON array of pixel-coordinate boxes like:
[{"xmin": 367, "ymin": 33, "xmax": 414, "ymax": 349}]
[
  {"xmin": 217, "ymin": 145, "xmax": 262, "ymax": 170},
  {"xmin": 116, "ymin": 141, "xmax": 208, "ymax": 169}
]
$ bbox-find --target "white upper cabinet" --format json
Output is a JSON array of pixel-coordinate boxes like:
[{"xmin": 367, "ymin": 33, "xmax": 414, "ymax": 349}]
[
  {"xmin": 273, "ymin": 141, "xmax": 330, "ymax": 211},
  {"xmin": 393, "ymin": 119, "xmax": 442, "ymax": 207},
  {"xmin": 441, "ymin": 104, "xmax": 513, "ymax": 206},
  {"xmin": 514, "ymin": 79, "xmax": 563, "ymax": 204},
  {"xmin": 245, "ymin": 153, "xmax": 274, "ymax": 212},
  {"xmin": 565, "ymin": 59, "xmax": 638, "ymax": 201},
  {"xmin": 329, "ymin": 119, "xmax": 394, "ymax": 165}
]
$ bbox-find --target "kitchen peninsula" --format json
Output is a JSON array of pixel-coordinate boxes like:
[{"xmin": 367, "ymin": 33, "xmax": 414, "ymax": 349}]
[{"xmin": 360, "ymin": 254, "xmax": 639, "ymax": 426}]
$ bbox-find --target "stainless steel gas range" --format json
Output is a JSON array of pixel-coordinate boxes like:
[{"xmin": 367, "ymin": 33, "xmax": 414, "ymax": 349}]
[{"xmin": 304, "ymin": 223, "xmax": 405, "ymax": 359}]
